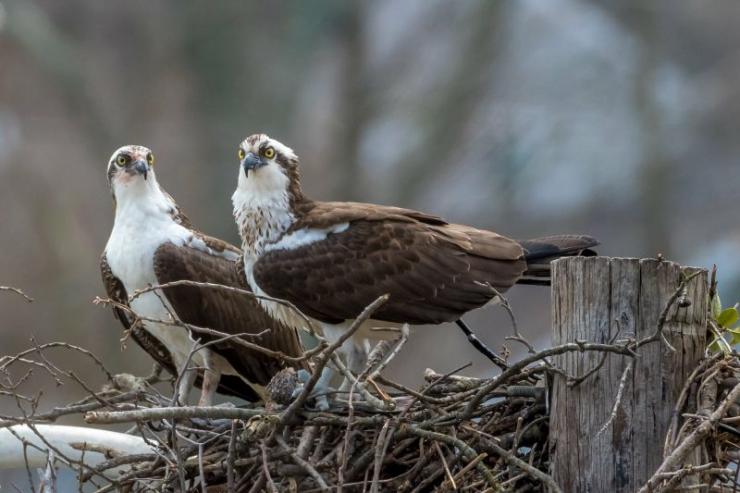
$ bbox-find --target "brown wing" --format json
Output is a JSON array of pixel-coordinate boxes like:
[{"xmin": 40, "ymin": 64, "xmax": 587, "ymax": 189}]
[
  {"xmin": 254, "ymin": 203, "xmax": 527, "ymax": 325},
  {"xmin": 100, "ymin": 254, "xmax": 177, "ymax": 373},
  {"xmin": 152, "ymin": 240, "xmax": 306, "ymax": 388},
  {"xmin": 100, "ymin": 254, "xmax": 259, "ymax": 400},
  {"xmin": 291, "ymin": 200, "xmax": 449, "ymax": 229}
]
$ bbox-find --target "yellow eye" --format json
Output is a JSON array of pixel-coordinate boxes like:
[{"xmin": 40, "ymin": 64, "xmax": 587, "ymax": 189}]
[
  {"xmin": 116, "ymin": 155, "xmax": 127, "ymax": 166},
  {"xmin": 147, "ymin": 153, "xmax": 155, "ymax": 166},
  {"xmin": 263, "ymin": 147, "xmax": 275, "ymax": 159},
  {"xmin": 238, "ymin": 148, "xmax": 246, "ymax": 160}
]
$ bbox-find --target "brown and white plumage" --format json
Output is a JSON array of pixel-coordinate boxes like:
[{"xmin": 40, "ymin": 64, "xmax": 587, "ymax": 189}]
[
  {"xmin": 231, "ymin": 134, "xmax": 597, "ymax": 376},
  {"xmin": 101, "ymin": 145, "xmax": 305, "ymax": 404},
  {"xmin": 252, "ymin": 202, "xmax": 527, "ymax": 325},
  {"xmin": 100, "ymin": 256, "xmax": 262, "ymax": 400}
]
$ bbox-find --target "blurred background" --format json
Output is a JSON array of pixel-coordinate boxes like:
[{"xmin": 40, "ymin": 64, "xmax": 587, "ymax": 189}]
[{"xmin": 1, "ymin": 0, "xmax": 740, "ymax": 487}]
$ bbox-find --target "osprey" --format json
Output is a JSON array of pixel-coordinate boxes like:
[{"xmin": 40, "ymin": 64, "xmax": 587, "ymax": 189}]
[
  {"xmin": 231, "ymin": 134, "xmax": 597, "ymax": 376},
  {"xmin": 101, "ymin": 145, "xmax": 305, "ymax": 405}
]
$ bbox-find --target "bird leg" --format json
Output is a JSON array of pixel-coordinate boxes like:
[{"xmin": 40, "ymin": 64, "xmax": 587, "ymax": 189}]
[
  {"xmin": 341, "ymin": 340, "xmax": 371, "ymax": 392},
  {"xmin": 294, "ymin": 368, "xmax": 333, "ymax": 411},
  {"xmin": 176, "ymin": 365, "xmax": 197, "ymax": 406},
  {"xmin": 321, "ymin": 325, "xmax": 371, "ymax": 393},
  {"xmin": 197, "ymin": 349, "xmax": 221, "ymax": 407},
  {"xmin": 455, "ymin": 319, "xmax": 508, "ymax": 370}
]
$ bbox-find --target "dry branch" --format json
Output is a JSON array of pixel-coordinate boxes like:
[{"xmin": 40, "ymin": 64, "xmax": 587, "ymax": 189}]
[{"xmin": 0, "ymin": 270, "xmax": 737, "ymax": 492}]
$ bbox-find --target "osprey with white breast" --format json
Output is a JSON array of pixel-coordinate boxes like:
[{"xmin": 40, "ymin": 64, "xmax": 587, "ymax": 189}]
[
  {"xmin": 101, "ymin": 145, "xmax": 305, "ymax": 405},
  {"xmin": 231, "ymin": 134, "xmax": 597, "ymax": 375}
]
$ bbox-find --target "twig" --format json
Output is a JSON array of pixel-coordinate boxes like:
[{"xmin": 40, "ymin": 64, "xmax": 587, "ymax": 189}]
[
  {"xmin": 0, "ymin": 342, "xmax": 114, "ymax": 382},
  {"xmin": 664, "ymin": 352, "xmax": 725, "ymax": 455},
  {"xmin": 475, "ymin": 437, "xmax": 562, "ymax": 493},
  {"xmin": 655, "ymin": 464, "xmax": 732, "ymax": 492},
  {"xmin": 597, "ymin": 361, "xmax": 633, "ymax": 436},
  {"xmin": 85, "ymin": 406, "xmax": 266, "ymax": 424},
  {"xmin": 260, "ymin": 441, "xmax": 278, "ymax": 493},
  {"xmin": 463, "ymin": 341, "xmax": 640, "ymax": 418},
  {"xmin": 434, "ymin": 441, "xmax": 457, "ymax": 491},
  {"xmin": 198, "ymin": 443, "xmax": 207, "ymax": 493},
  {"xmin": 0, "ymin": 286, "xmax": 33, "ymax": 302},
  {"xmin": 640, "ymin": 380, "xmax": 740, "ymax": 493},
  {"xmin": 455, "ymin": 319, "xmax": 508, "ymax": 370},
  {"xmin": 98, "ymin": 297, "xmax": 320, "ymax": 363},
  {"xmin": 128, "ymin": 280, "xmax": 318, "ymax": 334},
  {"xmin": 370, "ymin": 420, "xmax": 394, "ymax": 493},
  {"xmin": 227, "ymin": 419, "xmax": 237, "ymax": 491},
  {"xmin": 362, "ymin": 325, "xmax": 410, "ymax": 381},
  {"xmin": 275, "ymin": 435, "xmax": 329, "ymax": 492},
  {"xmin": 403, "ymin": 424, "xmax": 500, "ymax": 491},
  {"xmin": 643, "ymin": 269, "xmax": 704, "ymax": 352}
]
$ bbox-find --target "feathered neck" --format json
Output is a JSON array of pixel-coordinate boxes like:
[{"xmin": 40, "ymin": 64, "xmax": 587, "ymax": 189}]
[
  {"xmin": 112, "ymin": 174, "xmax": 178, "ymax": 225},
  {"xmin": 231, "ymin": 164, "xmax": 309, "ymax": 257}
]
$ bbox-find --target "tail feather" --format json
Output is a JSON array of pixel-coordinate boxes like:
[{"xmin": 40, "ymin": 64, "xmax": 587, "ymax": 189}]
[{"xmin": 517, "ymin": 234, "xmax": 599, "ymax": 285}]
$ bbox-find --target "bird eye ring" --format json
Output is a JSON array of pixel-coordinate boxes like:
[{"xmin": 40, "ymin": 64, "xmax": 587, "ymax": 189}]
[
  {"xmin": 116, "ymin": 155, "xmax": 128, "ymax": 166},
  {"xmin": 238, "ymin": 148, "xmax": 246, "ymax": 160},
  {"xmin": 263, "ymin": 147, "xmax": 275, "ymax": 159},
  {"xmin": 147, "ymin": 153, "xmax": 155, "ymax": 166}
]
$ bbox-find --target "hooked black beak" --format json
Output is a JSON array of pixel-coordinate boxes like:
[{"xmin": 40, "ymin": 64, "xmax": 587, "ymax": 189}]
[
  {"xmin": 242, "ymin": 152, "xmax": 265, "ymax": 175},
  {"xmin": 133, "ymin": 159, "xmax": 149, "ymax": 180}
]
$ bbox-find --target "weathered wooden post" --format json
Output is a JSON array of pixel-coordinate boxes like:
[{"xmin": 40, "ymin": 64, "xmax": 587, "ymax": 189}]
[{"xmin": 549, "ymin": 257, "xmax": 708, "ymax": 492}]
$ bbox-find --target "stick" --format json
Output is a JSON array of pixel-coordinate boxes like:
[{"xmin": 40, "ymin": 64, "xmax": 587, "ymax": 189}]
[
  {"xmin": 456, "ymin": 319, "xmax": 508, "ymax": 370},
  {"xmin": 0, "ymin": 286, "xmax": 33, "ymax": 302},
  {"xmin": 639, "ymin": 380, "xmax": 740, "ymax": 493}
]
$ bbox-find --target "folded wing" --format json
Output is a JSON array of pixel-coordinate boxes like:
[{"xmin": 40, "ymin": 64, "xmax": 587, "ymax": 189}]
[
  {"xmin": 152, "ymin": 240, "xmax": 306, "ymax": 389},
  {"xmin": 254, "ymin": 203, "xmax": 527, "ymax": 325},
  {"xmin": 100, "ymin": 254, "xmax": 261, "ymax": 400}
]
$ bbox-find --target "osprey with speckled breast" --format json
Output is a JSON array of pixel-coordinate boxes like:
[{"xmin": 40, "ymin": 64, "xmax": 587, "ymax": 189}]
[
  {"xmin": 230, "ymin": 134, "xmax": 598, "ymax": 379},
  {"xmin": 100, "ymin": 145, "xmax": 305, "ymax": 405}
]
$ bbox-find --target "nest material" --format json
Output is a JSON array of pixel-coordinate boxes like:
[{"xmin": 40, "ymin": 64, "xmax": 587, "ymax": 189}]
[
  {"xmin": 83, "ymin": 363, "xmax": 552, "ymax": 492},
  {"xmin": 0, "ymin": 345, "xmax": 737, "ymax": 492},
  {"xmin": 0, "ymin": 283, "xmax": 738, "ymax": 492}
]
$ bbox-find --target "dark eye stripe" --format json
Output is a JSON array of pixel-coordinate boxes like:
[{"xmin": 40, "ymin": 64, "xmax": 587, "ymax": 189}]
[
  {"xmin": 274, "ymin": 153, "xmax": 291, "ymax": 167},
  {"xmin": 107, "ymin": 164, "xmax": 117, "ymax": 183}
]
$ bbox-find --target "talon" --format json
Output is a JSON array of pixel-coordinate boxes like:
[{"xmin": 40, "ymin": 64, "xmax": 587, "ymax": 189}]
[
  {"xmin": 314, "ymin": 395, "xmax": 331, "ymax": 411},
  {"xmin": 296, "ymin": 369, "xmax": 311, "ymax": 383},
  {"xmin": 290, "ymin": 368, "xmax": 335, "ymax": 410}
]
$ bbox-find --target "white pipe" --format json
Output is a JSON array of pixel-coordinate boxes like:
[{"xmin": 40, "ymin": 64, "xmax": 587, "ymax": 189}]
[{"xmin": 0, "ymin": 425, "xmax": 155, "ymax": 478}]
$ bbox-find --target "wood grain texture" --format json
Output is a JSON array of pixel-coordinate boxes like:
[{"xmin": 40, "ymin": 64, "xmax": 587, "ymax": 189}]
[{"xmin": 549, "ymin": 257, "xmax": 707, "ymax": 493}]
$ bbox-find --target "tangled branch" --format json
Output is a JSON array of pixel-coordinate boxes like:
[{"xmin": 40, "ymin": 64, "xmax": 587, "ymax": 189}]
[{"xmin": 0, "ymin": 277, "xmax": 736, "ymax": 492}]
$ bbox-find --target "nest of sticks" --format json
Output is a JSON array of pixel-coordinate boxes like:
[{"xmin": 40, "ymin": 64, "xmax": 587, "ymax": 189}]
[{"xmin": 0, "ymin": 282, "xmax": 738, "ymax": 492}]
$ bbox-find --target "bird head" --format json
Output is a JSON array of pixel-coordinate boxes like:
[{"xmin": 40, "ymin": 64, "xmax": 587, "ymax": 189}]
[
  {"xmin": 107, "ymin": 145, "xmax": 158, "ymax": 191},
  {"xmin": 106, "ymin": 145, "xmax": 169, "ymax": 211},
  {"xmin": 235, "ymin": 134, "xmax": 300, "ymax": 197}
]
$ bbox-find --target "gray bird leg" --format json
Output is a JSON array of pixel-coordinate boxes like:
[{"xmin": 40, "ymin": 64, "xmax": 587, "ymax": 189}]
[
  {"xmin": 198, "ymin": 349, "xmax": 221, "ymax": 406},
  {"xmin": 321, "ymin": 325, "xmax": 371, "ymax": 393},
  {"xmin": 294, "ymin": 368, "xmax": 333, "ymax": 411},
  {"xmin": 176, "ymin": 365, "xmax": 197, "ymax": 406}
]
